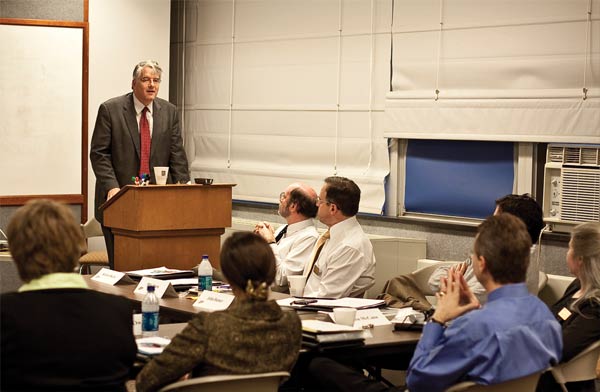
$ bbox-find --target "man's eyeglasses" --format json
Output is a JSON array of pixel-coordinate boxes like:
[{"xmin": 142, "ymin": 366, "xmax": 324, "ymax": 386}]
[
  {"xmin": 140, "ymin": 77, "xmax": 161, "ymax": 84},
  {"xmin": 279, "ymin": 192, "xmax": 287, "ymax": 201},
  {"xmin": 316, "ymin": 196, "xmax": 333, "ymax": 206}
]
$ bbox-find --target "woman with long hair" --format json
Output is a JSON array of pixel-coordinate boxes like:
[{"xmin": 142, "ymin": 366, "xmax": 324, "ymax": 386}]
[{"xmin": 538, "ymin": 222, "xmax": 600, "ymax": 392}]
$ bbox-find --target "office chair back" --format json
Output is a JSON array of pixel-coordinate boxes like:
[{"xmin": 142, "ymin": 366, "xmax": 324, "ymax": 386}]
[
  {"xmin": 78, "ymin": 217, "xmax": 109, "ymax": 274},
  {"xmin": 537, "ymin": 271, "xmax": 548, "ymax": 295},
  {"xmin": 157, "ymin": 371, "xmax": 290, "ymax": 392},
  {"xmin": 444, "ymin": 371, "xmax": 542, "ymax": 392},
  {"xmin": 549, "ymin": 339, "xmax": 600, "ymax": 392}
]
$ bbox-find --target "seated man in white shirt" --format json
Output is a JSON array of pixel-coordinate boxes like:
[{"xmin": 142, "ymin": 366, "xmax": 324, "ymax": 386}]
[
  {"xmin": 255, "ymin": 183, "xmax": 319, "ymax": 292},
  {"xmin": 303, "ymin": 176, "xmax": 376, "ymax": 298},
  {"xmin": 428, "ymin": 193, "xmax": 545, "ymax": 303}
]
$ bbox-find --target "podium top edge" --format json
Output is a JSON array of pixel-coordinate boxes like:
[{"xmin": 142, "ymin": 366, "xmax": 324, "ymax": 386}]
[{"xmin": 125, "ymin": 183, "xmax": 237, "ymax": 189}]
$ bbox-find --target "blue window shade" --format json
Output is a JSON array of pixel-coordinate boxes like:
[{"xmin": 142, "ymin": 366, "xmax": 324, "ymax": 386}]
[{"xmin": 405, "ymin": 140, "xmax": 514, "ymax": 219}]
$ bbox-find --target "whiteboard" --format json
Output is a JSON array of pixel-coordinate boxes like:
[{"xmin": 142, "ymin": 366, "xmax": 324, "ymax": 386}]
[{"xmin": 0, "ymin": 24, "xmax": 82, "ymax": 196}]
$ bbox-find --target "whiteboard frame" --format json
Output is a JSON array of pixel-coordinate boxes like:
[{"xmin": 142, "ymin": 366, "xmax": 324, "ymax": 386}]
[{"xmin": 0, "ymin": 17, "xmax": 89, "ymax": 222}]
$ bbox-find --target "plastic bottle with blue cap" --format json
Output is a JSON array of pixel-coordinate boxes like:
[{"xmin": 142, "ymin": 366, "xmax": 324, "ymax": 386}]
[{"xmin": 198, "ymin": 254, "xmax": 213, "ymax": 291}]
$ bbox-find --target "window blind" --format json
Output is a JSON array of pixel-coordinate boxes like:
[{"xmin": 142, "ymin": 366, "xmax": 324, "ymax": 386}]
[
  {"xmin": 384, "ymin": 0, "xmax": 600, "ymax": 143},
  {"xmin": 172, "ymin": 0, "xmax": 392, "ymax": 213}
]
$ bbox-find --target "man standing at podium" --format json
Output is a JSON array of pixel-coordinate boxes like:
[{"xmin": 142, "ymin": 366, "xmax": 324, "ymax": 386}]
[{"xmin": 90, "ymin": 60, "xmax": 190, "ymax": 269}]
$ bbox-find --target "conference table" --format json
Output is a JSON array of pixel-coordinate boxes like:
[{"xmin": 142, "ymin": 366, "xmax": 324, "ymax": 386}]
[{"xmin": 83, "ymin": 275, "xmax": 421, "ymax": 358}]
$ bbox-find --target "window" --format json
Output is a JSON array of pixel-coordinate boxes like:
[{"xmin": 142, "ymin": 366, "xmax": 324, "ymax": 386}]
[{"xmin": 404, "ymin": 140, "xmax": 514, "ymax": 219}]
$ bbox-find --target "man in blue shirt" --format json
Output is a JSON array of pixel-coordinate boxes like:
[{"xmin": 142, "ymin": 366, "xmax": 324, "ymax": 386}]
[{"xmin": 308, "ymin": 213, "xmax": 562, "ymax": 392}]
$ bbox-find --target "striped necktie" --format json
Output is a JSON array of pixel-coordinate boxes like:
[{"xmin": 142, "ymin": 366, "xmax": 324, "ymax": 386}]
[
  {"xmin": 139, "ymin": 106, "xmax": 151, "ymax": 177},
  {"xmin": 304, "ymin": 230, "xmax": 330, "ymax": 279}
]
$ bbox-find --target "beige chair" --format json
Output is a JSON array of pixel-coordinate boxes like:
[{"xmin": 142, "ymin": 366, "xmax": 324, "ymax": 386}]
[
  {"xmin": 78, "ymin": 218, "xmax": 109, "ymax": 274},
  {"xmin": 549, "ymin": 339, "xmax": 600, "ymax": 392},
  {"xmin": 157, "ymin": 371, "xmax": 289, "ymax": 392},
  {"xmin": 444, "ymin": 371, "xmax": 542, "ymax": 392},
  {"xmin": 537, "ymin": 270, "xmax": 548, "ymax": 294}
]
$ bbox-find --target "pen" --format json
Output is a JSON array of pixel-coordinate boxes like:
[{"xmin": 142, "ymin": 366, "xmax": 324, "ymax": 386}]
[{"xmin": 139, "ymin": 343, "xmax": 164, "ymax": 348}]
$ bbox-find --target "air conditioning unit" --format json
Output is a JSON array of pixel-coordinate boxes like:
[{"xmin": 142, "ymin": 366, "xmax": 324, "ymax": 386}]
[{"xmin": 542, "ymin": 144, "xmax": 600, "ymax": 233}]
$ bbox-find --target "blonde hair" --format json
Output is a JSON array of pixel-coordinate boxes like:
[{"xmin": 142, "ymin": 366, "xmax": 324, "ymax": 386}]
[{"xmin": 570, "ymin": 222, "xmax": 600, "ymax": 311}]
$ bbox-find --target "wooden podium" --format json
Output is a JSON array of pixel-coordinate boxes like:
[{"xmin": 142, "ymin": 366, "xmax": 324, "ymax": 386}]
[{"xmin": 100, "ymin": 184, "xmax": 234, "ymax": 271}]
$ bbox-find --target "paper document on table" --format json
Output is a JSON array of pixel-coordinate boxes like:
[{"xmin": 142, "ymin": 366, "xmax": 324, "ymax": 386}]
[
  {"xmin": 193, "ymin": 290, "xmax": 235, "ymax": 312},
  {"xmin": 91, "ymin": 268, "xmax": 136, "ymax": 286},
  {"xmin": 392, "ymin": 308, "xmax": 426, "ymax": 324},
  {"xmin": 136, "ymin": 336, "xmax": 171, "ymax": 356},
  {"xmin": 392, "ymin": 307, "xmax": 427, "ymax": 331},
  {"xmin": 127, "ymin": 267, "xmax": 194, "ymax": 280},
  {"xmin": 348, "ymin": 308, "xmax": 391, "ymax": 328},
  {"xmin": 164, "ymin": 278, "xmax": 198, "ymax": 286},
  {"xmin": 302, "ymin": 319, "xmax": 362, "ymax": 333},
  {"xmin": 277, "ymin": 297, "xmax": 384, "ymax": 310},
  {"xmin": 134, "ymin": 277, "xmax": 179, "ymax": 298}
]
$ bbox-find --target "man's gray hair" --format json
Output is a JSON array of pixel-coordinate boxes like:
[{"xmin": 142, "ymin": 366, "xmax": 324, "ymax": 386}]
[{"xmin": 132, "ymin": 60, "xmax": 162, "ymax": 79}]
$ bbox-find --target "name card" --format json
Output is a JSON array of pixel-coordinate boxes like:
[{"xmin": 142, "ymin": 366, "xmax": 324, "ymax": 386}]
[
  {"xmin": 91, "ymin": 268, "xmax": 136, "ymax": 285},
  {"xmin": 193, "ymin": 290, "xmax": 235, "ymax": 312},
  {"xmin": 133, "ymin": 313, "xmax": 142, "ymax": 336},
  {"xmin": 134, "ymin": 277, "xmax": 178, "ymax": 298},
  {"xmin": 353, "ymin": 308, "xmax": 391, "ymax": 328}
]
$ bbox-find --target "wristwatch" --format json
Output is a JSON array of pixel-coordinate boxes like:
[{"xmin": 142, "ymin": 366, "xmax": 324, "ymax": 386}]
[{"xmin": 429, "ymin": 317, "xmax": 447, "ymax": 328}]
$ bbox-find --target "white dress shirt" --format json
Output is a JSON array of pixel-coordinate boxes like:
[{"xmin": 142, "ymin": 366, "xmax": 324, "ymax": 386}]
[
  {"xmin": 271, "ymin": 219, "xmax": 318, "ymax": 286},
  {"xmin": 427, "ymin": 244, "xmax": 540, "ymax": 304},
  {"xmin": 303, "ymin": 216, "xmax": 376, "ymax": 298},
  {"xmin": 133, "ymin": 94, "xmax": 154, "ymax": 136}
]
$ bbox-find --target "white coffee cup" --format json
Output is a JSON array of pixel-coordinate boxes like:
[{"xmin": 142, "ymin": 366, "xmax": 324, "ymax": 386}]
[
  {"xmin": 154, "ymin": 166, "xmax": 169, "ymax": 185},
  {"xmin": 287, "ymin": 275, "xmax": 307, "ymax": 297},
  {"xmin": 333, "ymin": 307, "xmax": 357, "ymax": 326}
]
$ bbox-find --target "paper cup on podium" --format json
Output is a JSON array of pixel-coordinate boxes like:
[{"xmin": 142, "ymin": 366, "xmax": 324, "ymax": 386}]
[
  {"xmin": 288, "ymin": 275, "xmax": 306, "ymax": 297},
  {"xmin": 333, "ymin": 307, "xmax": 356, "ymax": 326},
  {"xmin": 154, "ymin": 166, "xmax": 169, "ymax": 185}
]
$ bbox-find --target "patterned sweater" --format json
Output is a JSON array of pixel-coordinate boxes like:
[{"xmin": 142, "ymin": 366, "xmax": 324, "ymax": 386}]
[{"xmin": 136, "ymin": 298, "xmax": 302, "ymax": 392}]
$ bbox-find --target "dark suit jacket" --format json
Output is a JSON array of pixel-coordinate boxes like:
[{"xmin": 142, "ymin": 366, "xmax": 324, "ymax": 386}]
[
  {"xmin": 1, "ymin": 289, "xmax": 137, "ymax": 391},
  {"xmin": 90, "ymin": 93, "xmax": 190, "ymax": 223}
]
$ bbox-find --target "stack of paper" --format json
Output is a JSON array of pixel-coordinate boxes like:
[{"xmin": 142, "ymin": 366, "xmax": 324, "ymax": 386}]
[
  {"xmin": 301, "ymin": 320, "xmax": 366, "ymax": 351},
  {"xmin": 127, "ymin": 267, "xmax": 194, "ymax": 280}
]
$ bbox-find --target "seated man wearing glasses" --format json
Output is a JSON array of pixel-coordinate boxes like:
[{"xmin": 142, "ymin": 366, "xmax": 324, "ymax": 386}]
[
  {"xmin": 302, "ymin": 176, "xmax": 375, "ymax": 298},
  {"xmin": 254, "ymin": 183, "xmax": 319, "ymax": 292}
]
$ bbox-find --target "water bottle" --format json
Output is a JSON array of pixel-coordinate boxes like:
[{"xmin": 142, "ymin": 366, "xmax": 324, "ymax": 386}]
[
  {"xmin": 198, "ymin": 254, "xmax": 213, "ymax": 291},
  {"xmin": 141, "ymin": 284, "xmax": 159, "ymax": 337}
]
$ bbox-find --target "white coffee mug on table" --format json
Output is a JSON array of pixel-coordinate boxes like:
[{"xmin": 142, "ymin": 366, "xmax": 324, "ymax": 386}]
[{"xmin": 333, "ymin": 307, "xmax": 357, "ymax": 326}]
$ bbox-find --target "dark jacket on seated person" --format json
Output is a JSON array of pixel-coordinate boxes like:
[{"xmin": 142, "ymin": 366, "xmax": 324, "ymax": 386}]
[
  {"xmin": 136, "ymin": 298, "xmax": 302, "ymax": 392},
  {"xmin": 537, "ymin": 279, "xmax": 600, "ymax": 392},
  {"xmin": 1, "ymin": 286, "xmax": 137, "ymax": 391}
]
